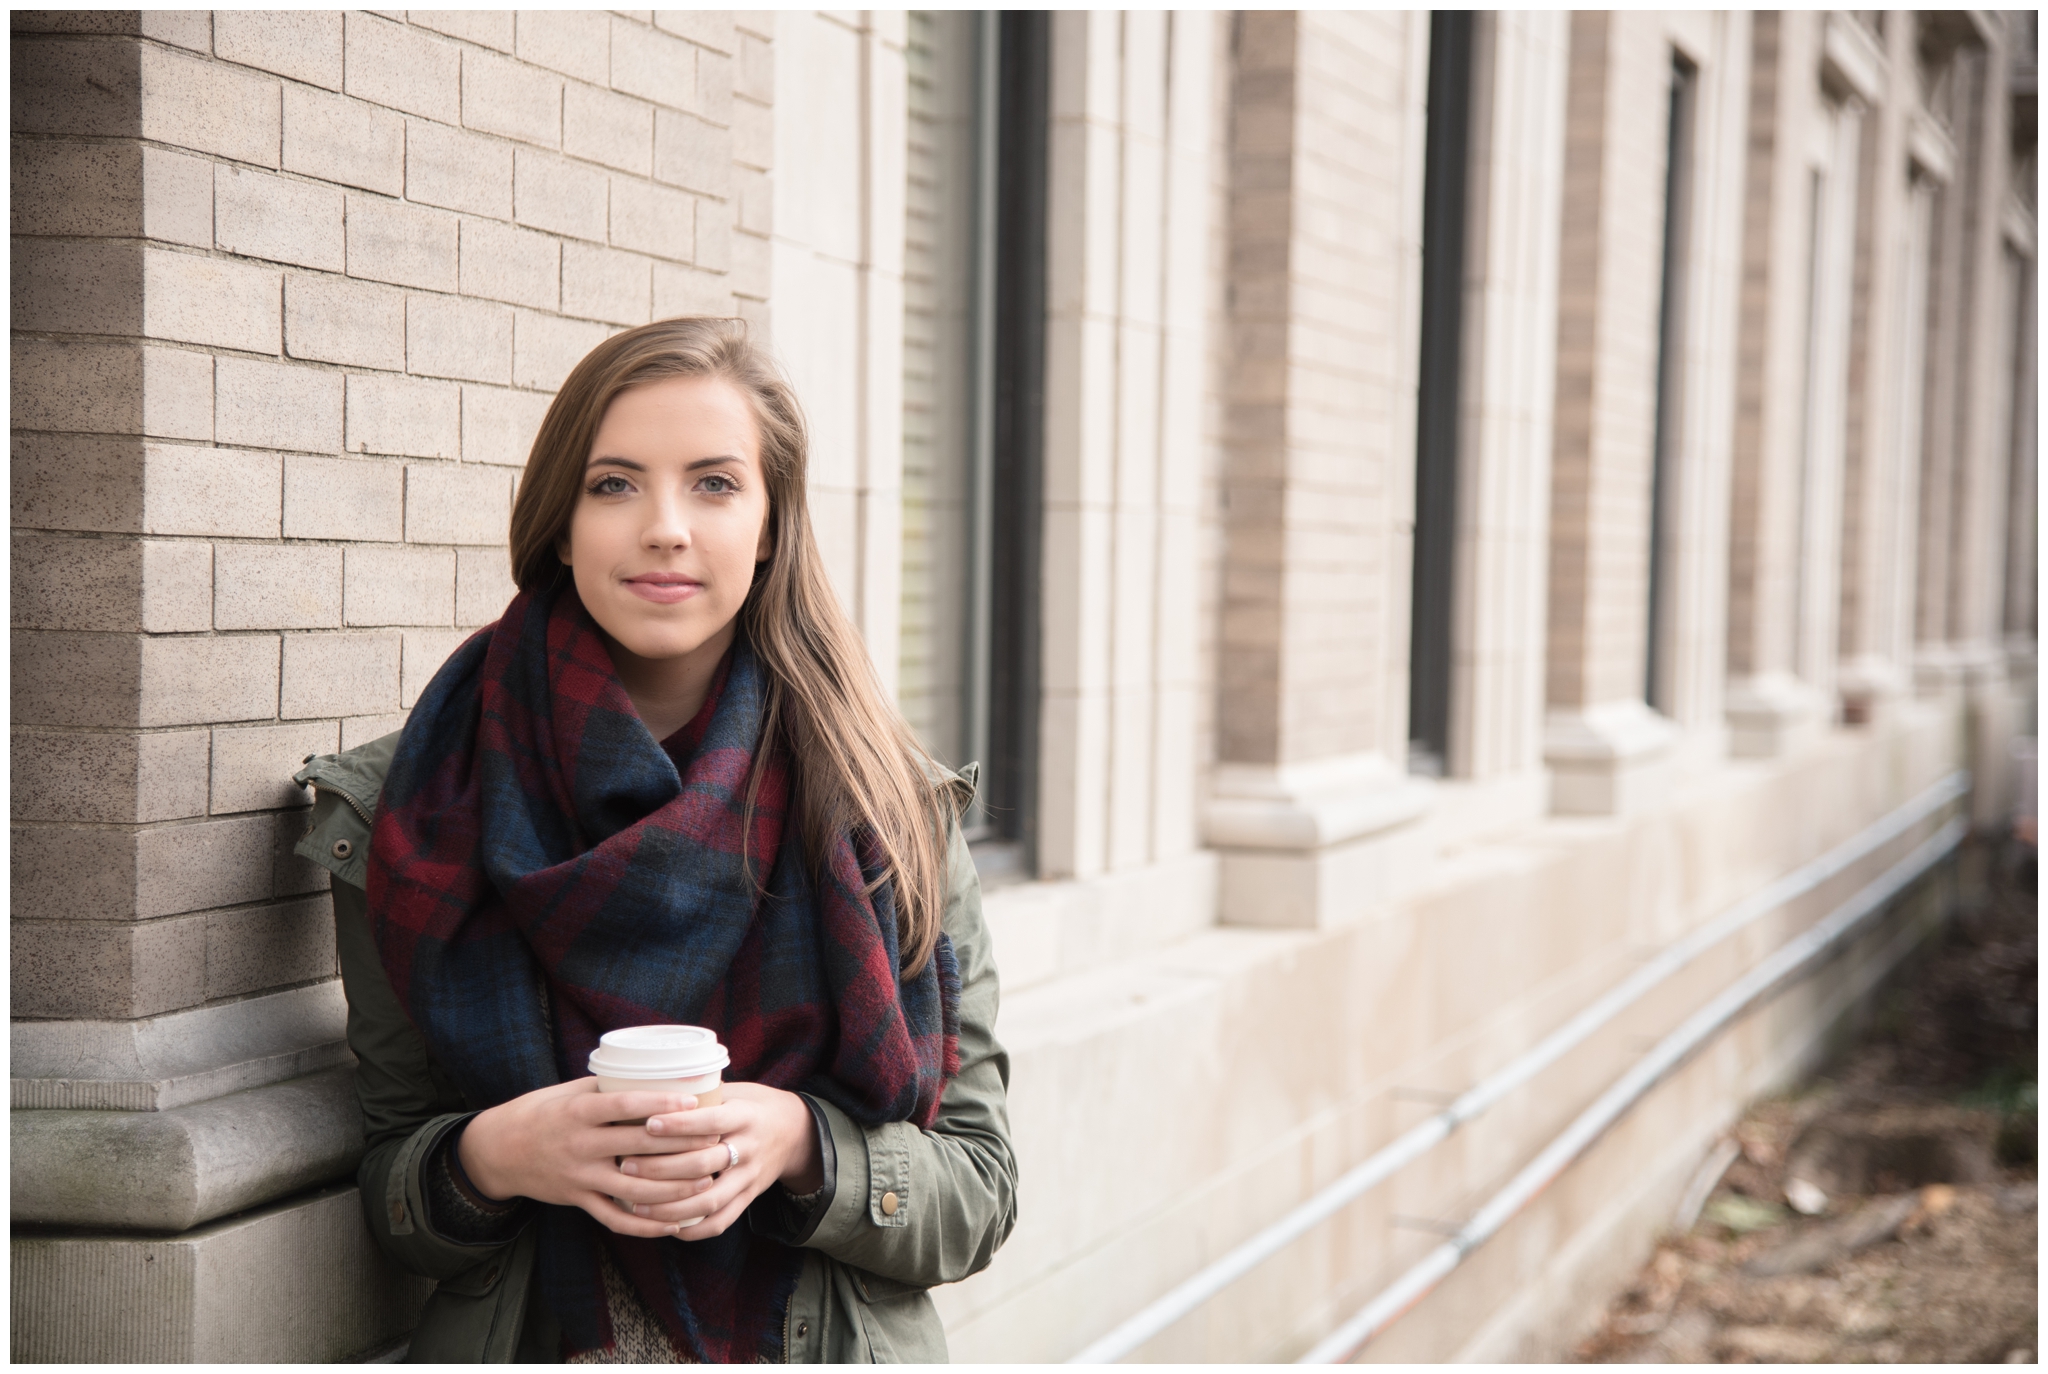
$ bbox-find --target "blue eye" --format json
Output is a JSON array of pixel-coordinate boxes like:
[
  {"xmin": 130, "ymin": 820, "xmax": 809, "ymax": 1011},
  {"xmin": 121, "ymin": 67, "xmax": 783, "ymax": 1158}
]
[
  {"xmin": 699, "ymin": 473, "xmax": 739, "ymax": 494},
  {"xmin": 588, "ymin": 474, "xmax": 632, "ymax": 496}
]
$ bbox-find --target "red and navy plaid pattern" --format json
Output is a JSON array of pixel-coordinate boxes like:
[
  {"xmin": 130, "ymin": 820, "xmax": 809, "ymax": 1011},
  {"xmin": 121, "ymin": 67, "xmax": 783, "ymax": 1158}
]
[{"xmin": 367, "ymin": 584, "xmax": 959, "ymax": 1362}]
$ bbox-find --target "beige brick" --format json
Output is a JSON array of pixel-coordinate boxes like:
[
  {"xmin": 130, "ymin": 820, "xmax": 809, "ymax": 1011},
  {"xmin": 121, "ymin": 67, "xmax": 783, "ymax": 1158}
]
[
  {"xmin": 343, "ymin": 12, "xmax": 460, "ymax": 123},
  {"xmin": 734, "ymin": 164, "xmax": 769, "ymax": 235},
  {"xmin": 733, "ymin": 95, "xmax": 770, "ymax": 170},
  {"xmin": 11, "ymin": 238, "xmax": 142, "ymax": 336},
  {"xmin": 138, "ymin": 11, "xmax": 212, "ymax": 52},
  {"xmin": 463, "ymin": 48, "xmax": 562, "ymax": 148},
  {"xmin": 692, "ymin": 194, "xmax": 729, "ymax": 272},
  {"xmin": 143, "ymin": 443, "xmax": 283, "ymax": 538},
  {"xmin": 654, "ymin": 12, "xmax": 735, "ymax": 54},
  {"xmin": 562, "ymin": 243, "xmax": 651, "ymax": 325},
  {"xmin": 281, "ymin": 630, "xmax": 400, "ymax": 718},
  {"xmin": 283, "ymin": 84, "xmax": 404, "ymax": 196},
  {"xmin": 214, "ymin": 544, "xmax": 344, "ymax": 631},
  {"xmin": 215, "ymin": 163, "xmax": 345, "ymax": 272},
  {"xmin": 341, "ymin": 711, "xmax": 411, "ymax": 748},
  {"xmin": 344, "ymin": 544, "xmax": 456, "ymax": 626},
  {"xmin": 652, "ymin": 262, "xmax": 733, "ymax": 318},
  {"xmin": 734, "ymin": 32, "xmax": 769, "ymax": 106},
  {"xmin": 141, "ymin": 635, "xmax": 279, "ymax": 726},
  {"xmin": 9, "ymin": 35, "xmax": 135, "ymax": 140},
  {"xmin": 10, "ymin": 142, "xmax": 211, "ymax": 246},
  {"xmin": 655, "ymin": 108, "xmax": 731, "ymax": 195},
  {"xmin": 565, "ymin": 83, "xmax": 653, "ymax": 175},
  {"xmin": 216, "ymin": 356, "xmax": 343, "ymax": 454},
  {"xmin": 13, "ymin": 536, "xmax": 211, "ymax": 633},
  {"xmin": 513, "ymin": 310, "xmax": 611, "ymax": 390},
  {"xmin": 609, "ymin": 18, "xmax": 694, "ymax": 108},
  {"xmin": 142, "ymin": 247, "xmax": 282, "ymax": 353},
  {"xmin": 346, "ymin": 373, "xmax": 461, "ymax": 459},
  {"xmin": 138, "ymin": 44, "xmax": 280, "ymax": 166},
  {"xmin": 12, "ymin": 339, "xmax": 213, "ymax": 441},
  {"xmin": 407, "ymin": 293, "xmax": 513, "ymax": 383},
  {"xmin": 284, "ymin": 272, "xmax": 406, "ymax": 371},
  {"xmin": 283, "ymin": 454, "xmax": 405, "ymax": 542},
  {"xmin": 516, "ymin": 11, "xmax": 610, "ymax": 84},
  {"xmin": 695, "ymin": 49, "xmax": 733, "ymax": 124},
  {"xmin": 214, "ymin": 10, "xmax": 343, "ymax": 89},
  {"xmin": 211, "ymin": 720, "xmax": 340, "ymax": 814},
  {"xmin": 11, "ymin": 916, "xmax": 206, "ymax": 1019},
  {"xmin": 512, "ymin": 146, "xmax": 609, "ymax": 241},
  {"xmin": 346, "ymin": 193, "xmax": 459, "ymax": 291},
  {"xmin": 462, "ymin": 385, "xmax": 556, "ymax": 467},
  {"xmin": 13, "ymin": 728, "xmax": 210, "ymax": 824},
  {"xmin": 609, "ymin": 177, "xmax": 692, "ymax": 260},
  {"xmin": 208, "ymin": 897, "xmax": 335, "ymax": 1000},
  {"xmin": 457, "ymin": 546, "xmax": 521, "ymax": 624},
  {"xmin": 402, "ymin": 626, "xmax": 475, "ymax": 705},
  {"xmin": 409, "ymin": 10, "xmax": 514, "ymax": 52},
  {"xmin": 457, "ymin": 217, "xmax": 560, "ymax": 309},
  {"xmin": 407, "ymin": 462, "xmax": 513, "ymax": 545},
  {"xmin": 405, "ymin": 118, "xmax": 512, "ymax": 218},
  {"xmin": 13, "ymin": 631, "xmax": 281, "ymax": 728},
  {"xmin": 13, "ymin": 435, "xmax": 146, "ymax": 535}
]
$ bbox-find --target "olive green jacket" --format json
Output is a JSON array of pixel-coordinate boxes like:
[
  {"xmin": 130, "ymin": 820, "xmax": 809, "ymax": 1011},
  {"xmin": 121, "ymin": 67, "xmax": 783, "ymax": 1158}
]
[{"xmin": 293, "ymin": 732, "xmax": 1016, "ymax": 1362}]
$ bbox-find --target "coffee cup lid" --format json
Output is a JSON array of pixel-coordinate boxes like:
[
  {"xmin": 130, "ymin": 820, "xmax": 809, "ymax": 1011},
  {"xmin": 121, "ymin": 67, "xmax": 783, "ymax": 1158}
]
[{"xmin": 587, "ymin": 1025, "xmax": 729, "ymax": 1079}]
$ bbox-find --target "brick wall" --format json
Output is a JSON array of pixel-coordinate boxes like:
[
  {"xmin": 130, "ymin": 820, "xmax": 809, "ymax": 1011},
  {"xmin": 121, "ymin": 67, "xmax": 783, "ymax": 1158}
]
[{"xmin": 11, "ymin": 10, "xmax": 769, "ymax": 1022}]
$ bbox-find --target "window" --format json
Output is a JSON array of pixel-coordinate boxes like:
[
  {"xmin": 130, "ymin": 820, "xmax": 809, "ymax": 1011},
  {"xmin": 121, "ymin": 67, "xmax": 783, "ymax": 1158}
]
[{"xmin": 1645, "ymin": 54, "xmax": 1697, "ymax": 711}]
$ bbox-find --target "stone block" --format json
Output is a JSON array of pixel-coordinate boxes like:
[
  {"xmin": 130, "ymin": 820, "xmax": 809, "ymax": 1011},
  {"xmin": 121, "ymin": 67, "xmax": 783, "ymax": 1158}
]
[
  {"xmin": 11, "ymin": 1182, "xmax": 432, "ymax": 1362},
  {"xmin": 693, "ymin": 193, "xmax": 729, "ymax": 271},
  {"xmin": 655, "ymin": 108, "xmax": 731, "ymax": 195},
  {"xmin": 403, "ymin": 117, "xmax": 512, "ymax": 218},
  {"xmin": 609, "ymin": 17, "xmax": 695, "ymax": 108},
  {"xmin": 345, "ymin": 373, "xmax": 460, "ymax": 459},
  {"xmin": 408, "ymin": 9, "xmax": 514, "ymax": 52},
  {"xmin": 10, "ymin": 35, "xmax": 141, "ymax": 140},
  {"xmin": 12, "ymin": 339, "xmax": 212, "ymax": 441},
  {"xmin": 461, "ymin": 384, "xmax": 555, "ymax": 467},
  {"xmin": 344, "ymin": 545, "xmax": 455, "ymax": 626},
  {"xmin": 10, "ymin": 238, "xmax": 142, "ymax": 336},
  {"xmin": 216, "ymin": 356, "xmax": 343, "ymax": 454},
  {"xmin": 11, "ymin": 1067, "xmax": 358, "ymax": 1233},
  {"xmin": 654, "ymin": 11, "xmax": 736, "ymax": 53},
  {"xmin": 608, "ymin": 176, "xmax": 692, "ymax": 260},
  {"xmin": 735, "ymin": 31, "xmax": 771, "ymax": 105},
  {"xmin": 10, "ymin": 914, "xmax": 205, "ymax": 1019},
  {"xmin": 214, "ymin": 10, "xmax": 343, "ymax": 90},
  {"xmin": 694, "ymin": 49, "xmax": 733, "ymax": 123},
  {"xmin": 12, "ymin": 814, "xmax": 279, "ymax": 923},
  {"xmin": 214, "ymin": 544, "xmax": 344, "ymax": 631},
  {"xmin": 562, "ymin": 242, "xmax": 652, "ymax": 325},
  {"xmin": 733, "ymin": 93, "xmax": 771, "ymax": 169},
  {"xmin": 280, "ymin": 631, "xmax": 400, "ymax": 719},
  {"xmin": 406, "ymin": 462, "xmax": 513, "ymax": 545},
  {"xmin": 652, "ymin": 261, "xmax": 733, "ymax": 318},
  {"xmin": 284, "ymin": 272, "xmax": 406, "ymax": 371},
  {"xmin": 457, "ymin": 216, "xmax": 560, "ymax": 309},
  {"xmin": 11, "ymin": 141, "xmax": 212, "ymax": 243},
  {"xmin": 138, "ymin": 44, "xmax": 280, "ymax": 166},
  {"xmin": 512, "ymin": 146, "xmax": 609, "ymax": 241},
  {"xmin": 734, "ymin": 163, "xmax": 770, "ymax": 235},
  {"xmin": 11, "ymin": 631, "xmax": 281, "ymax": 729},
  {"xmin": 282, "ymin": 84, "xmax": 404, "ymax": 196},
  {"xmin": 141, "ymin": 635, "xmax": 282, "ymax": 727},
  {"xmin": 143, "ymin": 443, "xmax": 283, "ymax": 538},
  {"xmin": 211, "ymin": 720, "xmax": 340, "ymax": 815},
  {"xmin": 462, "ymin": 46, "xmax": 561, "ymax": 148},
  {"xmin": 565, "ymin": 82, "xmax": 654, "ymax": 175},
  {"xmin": 11, "ymin": 728, "xmax": 210, "ymax": 825},
  {"xmin": 516, "ymin": 9, "xmax": 611, "ymax": 83},
  {"xmin": 341, "ymin": 711, "xmax": 411, "ymax": 749},
  {"xmin": 140, "ymin": 247, "xmax": 282, "ymax": 353},
  {"xmin": 344, "ymin": 193, "xmax": 458, "ymax": 291},
  {"xmin": 513, "ymin": 310, "xmax": 610, "ymax": 390},
  {"xmin": 208, "ymin": 897, "xmax": 336, "ymax": 1001},
  {"xmin": 406, "ymin": 293, "xmax": 513, "ymax": 383},
  {"xmin": 214, "ymin": 165, "xmax": 347, "ymax": 272},
  {"xmin": 137, "ymin": 11, "xmax": 212, "ymax": 52},
  {"xmin": 457, "ymin": 546, "xmax": 520, "ymax": 624},
  {"xmin": 283, "ymin": 453, "xmax": 405, "ymax": 542},
  {"xmin": 401, "ymin": 627, "xmax": 474, "ymax": 706},
  {"xmin": 13, "ymin": 535, "xmax": 211, "ymax": 633},
  {"xmin": 342, "ymin": 12, "xmax": 460, "ymax": 124},
  {"xmin": 10, "ymin": 980, "xmax": 349, "ymax": 1112}
]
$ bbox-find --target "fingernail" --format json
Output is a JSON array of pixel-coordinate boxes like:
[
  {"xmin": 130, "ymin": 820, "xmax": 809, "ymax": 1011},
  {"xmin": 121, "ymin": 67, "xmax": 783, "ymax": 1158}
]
[
  {"xmin": 631, "ymin": 1204, "xmax": 646, "ymax": 1217},
  {"xmin": 620, "ymin": 1159, "xmax": 638, "ymax": 1176},
  {"xmin": 646, "ymin": 1117, "xmax": 664, "ymax": 1135}
]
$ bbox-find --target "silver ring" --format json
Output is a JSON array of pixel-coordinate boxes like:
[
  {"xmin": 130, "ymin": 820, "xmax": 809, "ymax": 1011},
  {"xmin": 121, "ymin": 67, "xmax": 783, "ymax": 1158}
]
[{"xmin": 725, "ymin": 1141, "xmax": 741, "ymax": 1172}]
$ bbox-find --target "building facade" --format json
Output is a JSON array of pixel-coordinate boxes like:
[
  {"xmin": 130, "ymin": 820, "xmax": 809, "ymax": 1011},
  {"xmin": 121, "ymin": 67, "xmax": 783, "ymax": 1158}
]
[{"xmin": 10, "ymin": 9, "xmax": 2036, "ymax": 1362}]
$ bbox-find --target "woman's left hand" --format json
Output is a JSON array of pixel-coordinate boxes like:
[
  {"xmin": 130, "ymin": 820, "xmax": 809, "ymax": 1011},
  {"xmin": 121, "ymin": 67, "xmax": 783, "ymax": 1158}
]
[{"xmin": 618, "ymin": 1081, "xmax": 824, "ymax": 1239}]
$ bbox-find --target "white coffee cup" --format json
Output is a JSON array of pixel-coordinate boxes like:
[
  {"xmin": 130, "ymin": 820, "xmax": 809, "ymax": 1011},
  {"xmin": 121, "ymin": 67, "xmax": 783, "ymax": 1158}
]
[{"xmin": 590, "ymin": 1025, "xmax": 730, "ymax": 1226}]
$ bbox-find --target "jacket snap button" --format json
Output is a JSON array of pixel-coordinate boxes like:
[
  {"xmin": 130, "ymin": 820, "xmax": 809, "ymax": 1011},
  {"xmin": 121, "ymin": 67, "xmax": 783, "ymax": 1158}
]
[
  {"xmin": 331, "ymin": 839, "xmax": 353, "ymax": 860},
  {"xmin": 880, "ymin": 1191, "xmax": 899, "ymax": 1217},
  {"xmin": 796, "ymin": 1322, "xmax": 809, "ymax": 1339},
  {"xmin": 389, "ymin": 1201, "xmax": 406, "ymax": 1225}
]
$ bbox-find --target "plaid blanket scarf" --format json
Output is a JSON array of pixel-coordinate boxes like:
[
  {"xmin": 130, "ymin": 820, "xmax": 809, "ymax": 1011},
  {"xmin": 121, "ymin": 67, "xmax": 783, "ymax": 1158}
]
[{"xmin": 367, "ymin": 583, "xmax": 960, "ymax": 1362}]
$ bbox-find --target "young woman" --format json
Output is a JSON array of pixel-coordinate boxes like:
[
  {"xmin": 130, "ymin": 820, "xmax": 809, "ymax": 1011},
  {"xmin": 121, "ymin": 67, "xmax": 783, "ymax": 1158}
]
[{"xmin": 293, "ymin": 318, "xmax": 1016, "ymax": 1362}]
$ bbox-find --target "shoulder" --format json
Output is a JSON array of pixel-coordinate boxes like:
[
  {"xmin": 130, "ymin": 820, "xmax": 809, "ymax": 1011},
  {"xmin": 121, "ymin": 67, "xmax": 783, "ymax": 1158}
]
[{"xmin": 292, "ymin": 729, "xmax": 404, "ymax": 888}]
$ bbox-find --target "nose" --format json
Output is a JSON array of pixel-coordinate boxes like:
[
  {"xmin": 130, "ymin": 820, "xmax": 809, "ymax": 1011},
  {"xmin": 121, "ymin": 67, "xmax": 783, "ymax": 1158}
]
[{"xmin": 642, "ymin": 488, "xmax": 691, "ymax": 552}]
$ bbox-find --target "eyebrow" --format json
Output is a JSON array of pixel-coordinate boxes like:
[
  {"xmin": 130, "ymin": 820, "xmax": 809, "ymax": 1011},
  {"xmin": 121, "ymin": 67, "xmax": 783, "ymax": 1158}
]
[{"xmin": 585, "ymin": 454, "xmax": 747, "ymax": 472}]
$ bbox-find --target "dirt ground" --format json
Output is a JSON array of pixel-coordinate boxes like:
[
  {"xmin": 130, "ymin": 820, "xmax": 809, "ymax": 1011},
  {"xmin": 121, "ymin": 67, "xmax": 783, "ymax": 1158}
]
[{"xmin": 1573, "ymin": 840, "xmax": 2038, "ymax": 1365}]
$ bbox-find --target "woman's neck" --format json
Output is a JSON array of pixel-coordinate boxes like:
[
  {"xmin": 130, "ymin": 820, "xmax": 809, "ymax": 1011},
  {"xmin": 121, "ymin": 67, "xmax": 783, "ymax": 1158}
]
[{"xmin": 604, "ymin": 621, "xmax": 737, "ymax": 742}]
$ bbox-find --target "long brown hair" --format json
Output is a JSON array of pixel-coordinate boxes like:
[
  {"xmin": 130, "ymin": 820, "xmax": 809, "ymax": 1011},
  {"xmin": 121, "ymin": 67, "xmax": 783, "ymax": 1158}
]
[{"xmin": 508, "ymin": 318, "xmax": 960, "ymax": 973}]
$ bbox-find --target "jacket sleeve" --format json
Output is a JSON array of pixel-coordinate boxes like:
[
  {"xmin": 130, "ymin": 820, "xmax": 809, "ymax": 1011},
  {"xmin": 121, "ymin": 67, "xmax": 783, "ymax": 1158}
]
[{"xmin": 794, "ymin": 814, "xmax": 1020, "ymax": 1287}]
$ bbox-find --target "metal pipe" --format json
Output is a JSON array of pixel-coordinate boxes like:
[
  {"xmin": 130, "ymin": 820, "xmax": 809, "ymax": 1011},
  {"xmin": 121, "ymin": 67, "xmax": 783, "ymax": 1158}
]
[
  {"xmin": 1297, "ymin": 815, "xmax": 1967, "ymax": 1363},
  {"xmin": 1068, "ymin": 772, "xmax": 1967, "ymax": 1364}
]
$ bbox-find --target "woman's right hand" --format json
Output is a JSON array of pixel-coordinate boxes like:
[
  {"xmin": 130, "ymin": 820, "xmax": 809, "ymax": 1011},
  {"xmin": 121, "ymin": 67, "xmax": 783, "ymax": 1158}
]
[{"xmin": 456, "ymin": 1079, "xmax": 724, "ymax": 1238}]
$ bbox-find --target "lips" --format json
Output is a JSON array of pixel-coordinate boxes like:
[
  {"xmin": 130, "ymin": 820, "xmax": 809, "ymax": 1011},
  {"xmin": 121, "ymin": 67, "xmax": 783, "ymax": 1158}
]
[{"xmin": 623, "ymin": 573, "xmax": 703, "ymax": 605}]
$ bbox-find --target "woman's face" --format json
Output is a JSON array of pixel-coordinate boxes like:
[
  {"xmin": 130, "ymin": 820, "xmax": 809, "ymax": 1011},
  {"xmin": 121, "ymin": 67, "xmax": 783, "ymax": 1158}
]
[{"xmin": 557, "ymin": 374, "xmax": 772, "ymax": 667}]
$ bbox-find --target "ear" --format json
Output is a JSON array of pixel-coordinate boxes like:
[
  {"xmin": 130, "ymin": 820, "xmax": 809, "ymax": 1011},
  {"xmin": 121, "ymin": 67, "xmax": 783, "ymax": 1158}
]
[
  {"xmin": 755, "ymin": 510, "xmax": 774, "ymax": 564},
  {"xmin": 554, "ymin": 531, "xmax": 573, "ymax": 567}
]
